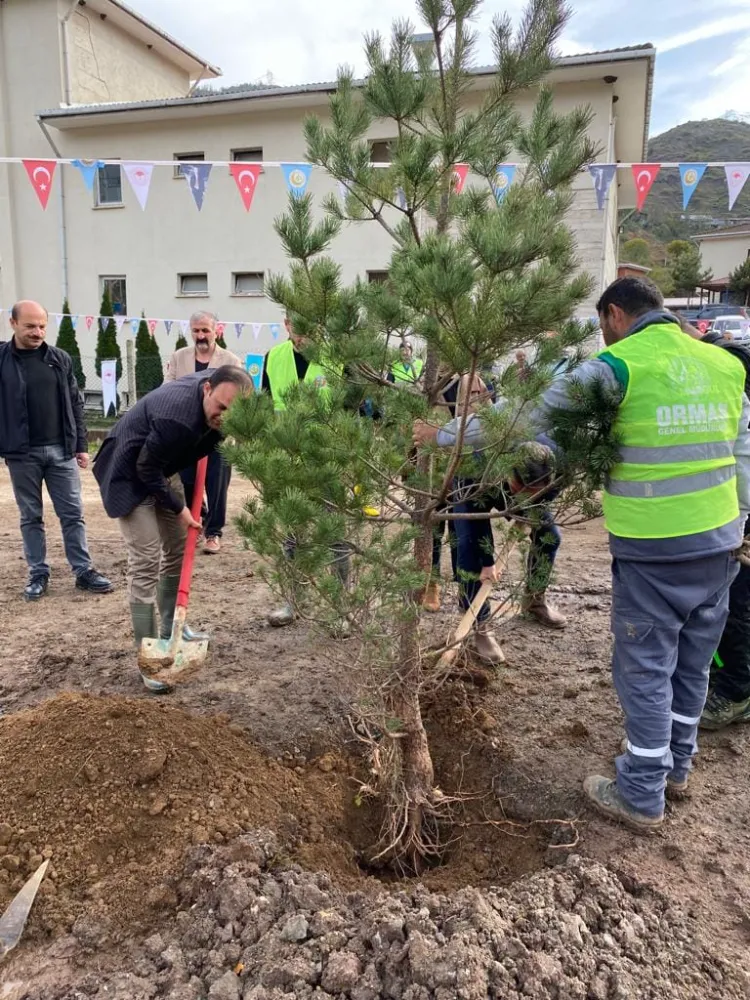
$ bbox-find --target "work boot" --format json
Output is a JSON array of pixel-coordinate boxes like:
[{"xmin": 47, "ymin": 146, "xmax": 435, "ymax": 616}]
[
  {"xmin": 699, "ymin": 689, "xmax": 750, "ymax": 731},
  {"xmin": 131, "ymin": 602, "xmax": 172, "ymax": 694},
  {"xmin": 583, "ymin": 775, "xmax": 663, "ymax": 833},
  {"xmin": 619, "ymin": 738, "xmax": 689, "ymax": 799},
  {"xmin": 75, "ymin": 568, "xmax": 114, "ymax": 594},
  {"xmin": 203, "ymin": 536, "xmax": 221, "ymax": 555},
  {"xmin": 421, "ymin": 580, "xmax": 442, "ymax": 613},
  {"xmin": 157, "ymin": 575, "xmax": 209, "ymax": 642},
  {"xmin": 268, "ymin": 603, "xmax": 295, "ymax": 627},
  {"xmin": 23, "ymin": 574, "xmax": 49, "ymax": 602},
  {"xmin": 523, "ymin": 592, "xmax": 566, "ymax": 629},
  {"xmin": 470, "ymin": 622, "xmax": 506, "ymax": 665}
]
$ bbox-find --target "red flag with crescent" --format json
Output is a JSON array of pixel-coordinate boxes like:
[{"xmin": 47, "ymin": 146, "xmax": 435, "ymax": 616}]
[
  {"xmin": 452, "ymin": 163, "xmax": 470, "ymax": 194},
  {"xmin": 230, "ymin": 163, "xmax": 262, "ymax": 212},
  {"xmin": 23, "ymin": 159, "xmax": 57, "ymax": 209},
  {"xmin": 631, "ymin": 163, "xmax": 661, "ymax": 212}
]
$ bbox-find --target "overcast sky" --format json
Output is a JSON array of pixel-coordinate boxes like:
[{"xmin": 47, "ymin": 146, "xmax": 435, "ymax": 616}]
[{"xmin": 135, "ymin": 0, "xmax": 750, "ymax": 136}]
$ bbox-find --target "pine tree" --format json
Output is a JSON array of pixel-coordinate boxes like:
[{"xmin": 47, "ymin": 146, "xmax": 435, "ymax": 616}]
[
  {"xmin": 56, "ymin": 299, "xmax": 85, "ymax": 389},
  {"xmin": 175, "ymin": 331, "xmax": 188, "ymax": 350},
  {"xmin": 95, "ymin": 288, "xmax": 122, "ymax": 381},
  {"xmin": 135, "ymin": 314, "xmax": 164, "ymax": 397},
  {"xmin": 666, "ymin": 240, "xmax": 711, "ymax": 297},
  {"xmin": 224, "ymin": 0, "xmax": 617, "ymax": 869}
]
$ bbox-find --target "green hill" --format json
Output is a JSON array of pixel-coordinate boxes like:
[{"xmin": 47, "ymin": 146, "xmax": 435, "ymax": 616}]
[{"xmin": 630, "ymin": 118, "xmax": 750, "ymax": 240}]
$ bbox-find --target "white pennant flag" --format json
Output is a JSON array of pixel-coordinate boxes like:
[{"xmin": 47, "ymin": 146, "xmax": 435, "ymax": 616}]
[
  {"xmin": 179, "ymin": 319, "xmax": 189, "ymax": 335},
  {"xmin": 114, "ymin": 316, "xmax": 126, "ymax": 334},
  {"xmin": 101, "ymin": 359, "xmax": 118, "ymax": 416},
  {"xmin": 123, "ymin": 162, "xmax": 154, "ymax": 211},
  {"xmin": 338, "ymin": 181, "xmax": 349, "ymax": 201},
  {"xmin": 252, "ymin": 323, "xmax": 263, "ymax": 341},
  {"xmin": 53, "ymin": 313, "xmax": 63, "ymax": 326}
]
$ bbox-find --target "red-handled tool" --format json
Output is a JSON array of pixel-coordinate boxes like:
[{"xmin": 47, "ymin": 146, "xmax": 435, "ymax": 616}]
[{"xmin": 138, "ymin": 456, "xmax": 210, "ymax": 685}]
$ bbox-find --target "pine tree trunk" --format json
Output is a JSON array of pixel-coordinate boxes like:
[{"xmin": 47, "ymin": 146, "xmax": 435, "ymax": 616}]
[{"xmin": 388, "ymin": 613, "xmax": 436, "ymax": 867}]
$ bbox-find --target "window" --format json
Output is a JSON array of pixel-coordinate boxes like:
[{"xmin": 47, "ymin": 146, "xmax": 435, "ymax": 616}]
[
  {"xmin": 370, "ymin": 140, "xmax": 394, "ymax": 164},
  {"xmin": 100, "ymin": 276, "xmax": 127, "ymax": 315},
  {"xmin": 174, "ymin": 152, "xmax": 205, "ymax": 179},
  {"xmin": 95, "ymin": 164, "xmax": 122, "ymax": 206},
  {"xmin": 367, "ymin": 270, "xmax": 390, "ymax": 285},
  {"xmin": 231, "ymin": 147, "xmax": 264, "ymax": 175},
  {"xmin": 178, "ymin": 273, "xmax": 209, "ymax": 296},
  {"xmin": 232, "ymin": 271, "xmax": 264, "ymax": 296}
]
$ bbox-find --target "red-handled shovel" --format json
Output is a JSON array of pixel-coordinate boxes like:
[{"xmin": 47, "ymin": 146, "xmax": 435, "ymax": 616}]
[{"xmin": 138, "ymin": 456, "xmax": 210, "ymax": 686}]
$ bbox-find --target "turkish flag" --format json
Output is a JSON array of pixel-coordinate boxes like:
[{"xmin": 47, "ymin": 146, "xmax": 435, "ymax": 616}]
[
  {"xmin": 452, "ymin": 163, "xmax": 470, "ymax": 194},
  {"xmin": 23, "ymin": 159, "xmax": 57, "ymax": 209},
  {"xmin": 631, "ymin": 163, "xmax": 661, "ymax": 212},
  {"xmin": 230, "ymin": 163, "xmax": 262, "ymax": 212}
]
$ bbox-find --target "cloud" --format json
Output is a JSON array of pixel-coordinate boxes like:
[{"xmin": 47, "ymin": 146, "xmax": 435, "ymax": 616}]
[{"xmin": 656, "ymin": 12, "xmax": 750, "ymax": 53}]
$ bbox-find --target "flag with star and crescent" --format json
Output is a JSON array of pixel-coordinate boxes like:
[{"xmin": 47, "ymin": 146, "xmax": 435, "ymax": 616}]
[
  {"xmin": 230, "ymin": 163, "xmax": 262, "ymax": 212},
  {"xmin": 631, "ymin": 163, "xmax": 661, "ymax": 212},
  {"xmin": 23, "ymin": 160, "xmax": 57, "ymax": 209}
]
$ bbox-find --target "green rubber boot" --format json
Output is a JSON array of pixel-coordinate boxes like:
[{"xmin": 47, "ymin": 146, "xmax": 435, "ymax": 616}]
[
  {"xmin": 130, "ymin": 602, "xmax": 172, "ymax": 694},
  {"xmin": 157, "ymin": 575, "xmax": 208, "ymax": 643}
]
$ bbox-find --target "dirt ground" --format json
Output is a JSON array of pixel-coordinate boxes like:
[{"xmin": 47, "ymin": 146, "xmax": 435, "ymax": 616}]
[{"xmin": 2, "ymin": 467, "xmax": 750, "ymax": 998}]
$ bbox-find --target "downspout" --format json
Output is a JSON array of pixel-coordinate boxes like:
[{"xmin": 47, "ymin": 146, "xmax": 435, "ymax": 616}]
[
  {"xmin": 37, "ymin": 117, "xmax": 69, "ymax": 303},
  {"xmin": 599, "ymin": 98, "xmax": 616, "ymax": 297}
]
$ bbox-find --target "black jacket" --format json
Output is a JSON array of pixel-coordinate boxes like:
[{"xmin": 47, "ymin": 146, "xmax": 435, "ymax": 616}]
[
  {"xmin": 702, "ymin": 331, "xmax": 750, "ymax": 397},
  {"xmin": 93, "ymin": 373, "xmax": 221, "ymax": 518},
  {"xmin": 0, "ymin": 339, "xmax": 87, "ymax": 460}
]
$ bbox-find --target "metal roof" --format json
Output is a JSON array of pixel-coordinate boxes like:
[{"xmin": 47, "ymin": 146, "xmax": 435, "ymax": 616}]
[
  {"xmin": 38, "ymin": 44, "xmax": 655, "ymax": 121},
  {"xmin": 694, "ymin": 224, "xmax": 750, "ymax": 240}
]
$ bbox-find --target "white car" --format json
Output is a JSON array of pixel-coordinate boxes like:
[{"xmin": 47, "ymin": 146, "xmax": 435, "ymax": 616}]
[{"xmin": 710, "ymin": 316, "xmax": 750, "ymax": 343}]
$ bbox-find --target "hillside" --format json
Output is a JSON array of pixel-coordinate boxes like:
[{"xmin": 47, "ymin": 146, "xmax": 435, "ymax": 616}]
[{"xmin": 629, "ymin": 118, "xmax": 750, "ymax": 240}]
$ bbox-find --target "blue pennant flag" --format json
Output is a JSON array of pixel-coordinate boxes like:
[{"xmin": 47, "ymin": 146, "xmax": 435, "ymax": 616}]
[
  {"xmin": 269, "ymin": 323, "xmax": 281, "ymax": 340},
  {"xmin": 492, "ymin": 164, "xmax": 516, "ymax": 204},
  {"xmin": 281, "ymin": 163, "xmax": 312, "ymax": 199},
  {"xmin": 70, "ymin": 315, "xmax": 78, "ymax": 330},
  {"xmin": 72, "ymin": 159, "xmax": 105, "ymax": 191},
  {"xmin": 234, "ymin": 322, "xmax": 244, "ymax": 338},
  {"xmin": 245, "ymin": 354, "xmax": 265, "ymax": 391},
  {"xmin": 588, "ymin": 164, "xmax": 617, "ymax": 211},
  {"xmin": 679, "ymin": 163, "xmax": 707, "ymax": 209},
  {"xmin": 181, "ymin": 162, "xmax": 213, "ymax": 211},
  {"xmin": 396, "ymin": 187, "xmax": 407, "ymax": 209},
  {"xmin": 164, "ymin": 319, "xmax": 173, "ymax": 335},
  {"xmin": 130, "ymin": 318, "xmax": 140, "ymax": 334}
]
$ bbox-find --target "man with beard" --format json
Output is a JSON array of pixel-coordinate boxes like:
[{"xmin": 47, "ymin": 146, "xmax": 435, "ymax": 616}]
[{"xmin": 165, "ymin": 312, "xmax": 242, "ymax": 555}]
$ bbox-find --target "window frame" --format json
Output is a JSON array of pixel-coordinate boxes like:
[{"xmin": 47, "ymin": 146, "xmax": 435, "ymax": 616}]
[
  {"xmin": 231, "ymin": 147, "xmax": 264, "ymax": 174},
  {"xmin": 99, "ymin": 275, "xmax": 128, "ymax": 315},
  {"xmin": 174, "ymin": 151, "xmax": 206, "ymax": 180},
  {"xmin": 231, "ymin": 271, "xmax": 265, "ymax": 297},
  {"xmin": 94, "ymin": 162, "xmax": 123, "ymax": 208},
  {"xmin": 366, "ymin": 270, "xmax": 391, "ymax": 285},
  {"xmin": 369, "ymin": 140, "xmax": 395, "ymax": 164},
  {"xmin": 177, "ymin": 272, "xmax": 209, "ymax": 297}
]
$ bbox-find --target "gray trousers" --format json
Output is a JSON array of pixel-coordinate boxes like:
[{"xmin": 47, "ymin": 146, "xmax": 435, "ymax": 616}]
[
  {"xmin": 6, "ymin": 444, "xmax": 93, "ymax": 580},
  {"xmin": 612, "ymin": 553, "xmax": 738, "ymax": 817}
]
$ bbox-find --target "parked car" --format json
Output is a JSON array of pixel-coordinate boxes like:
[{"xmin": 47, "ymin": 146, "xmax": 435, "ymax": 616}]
[
  {"xmin": 709, "ymin": 316, "xmax": 750, "ymax": 343},
  {"xmin": 696, "ymin": 304, "xmax": 749, "ymax": 320}
]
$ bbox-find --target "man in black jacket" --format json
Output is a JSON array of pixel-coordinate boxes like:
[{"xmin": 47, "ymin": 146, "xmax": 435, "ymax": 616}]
[
  {"xmin": 0, "ymin": 300, "xmax": 112, "ymax": 601},
  {"xmin": 93, "ymin": 365, "xmax": 252, "ymax": 692}
]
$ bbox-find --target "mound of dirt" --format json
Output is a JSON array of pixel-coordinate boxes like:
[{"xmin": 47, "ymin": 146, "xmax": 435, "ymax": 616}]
[
  {"xmin": 0, "ymin": 693, "xmax": 360, "ymax": 937},
  {"xmin": 15, "ymin": 832, "xmax": 749, "ymax": 1000}
]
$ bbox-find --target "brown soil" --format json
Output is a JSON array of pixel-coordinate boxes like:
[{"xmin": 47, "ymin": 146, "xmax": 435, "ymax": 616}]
[{"xmin": 2, "ymin": 469, "xmax": 750, "ymax": 996}]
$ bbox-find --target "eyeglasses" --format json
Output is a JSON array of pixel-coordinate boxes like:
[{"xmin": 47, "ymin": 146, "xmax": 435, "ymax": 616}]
[{"xmin": 193, "ymin": 328, "xmax": 212, "ymax": 334}]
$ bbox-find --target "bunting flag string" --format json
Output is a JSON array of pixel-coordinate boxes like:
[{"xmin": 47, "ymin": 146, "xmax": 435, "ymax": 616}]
[
  {"xmin": 0, "ymin": 311, "xmax": 301, "ymax": 345},
  {"xmin": 5, "ymin": 155, "xmax": 750, "ymax": 213}
]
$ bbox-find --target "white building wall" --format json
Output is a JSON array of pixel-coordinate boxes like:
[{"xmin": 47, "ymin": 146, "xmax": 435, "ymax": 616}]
[
  {"xmin": 697, "ymin": 234, "xmax": 750, "ymax": 280},
  {"xmin": 67, "ymin": 6, "xmax": 190, "ymax": 105},
  {"xmin": 1, "ymin": 47, "xmax": 620, "ymax": 371}
]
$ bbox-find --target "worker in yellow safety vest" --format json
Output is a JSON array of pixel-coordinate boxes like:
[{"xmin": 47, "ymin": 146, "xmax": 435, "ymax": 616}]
[
  {"xmin": 413, "ymin": 277, "xmax": 750, "ymax": 833},
  {"xmin": 388, "ymin": 342, "xmax": 424, "ymax": 384}
]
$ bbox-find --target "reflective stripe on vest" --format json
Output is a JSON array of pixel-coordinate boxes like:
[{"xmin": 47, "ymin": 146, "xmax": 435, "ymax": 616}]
[
  {"xmin": 599, "ymin": 322, "xmax": 745, "ymax": 539},
  {"xmin": 265, "ymin": 339, "xmax": 332, "ymax": 412}
]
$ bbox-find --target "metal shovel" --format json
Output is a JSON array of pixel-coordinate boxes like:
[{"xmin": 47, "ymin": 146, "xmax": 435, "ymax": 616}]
[
  {"xmin": 0, "ymin": 860, "xmax": 49, "ymax": 962},
  {"xmin": 138, "ymin": 456, "xmax": 210, "ymax": 686}
]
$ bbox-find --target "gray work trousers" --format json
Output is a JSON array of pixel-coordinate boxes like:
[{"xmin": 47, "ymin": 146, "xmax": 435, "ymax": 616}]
[{"xmin": 612, "ymin": 553, "xmax": 738, "ymax": 817}]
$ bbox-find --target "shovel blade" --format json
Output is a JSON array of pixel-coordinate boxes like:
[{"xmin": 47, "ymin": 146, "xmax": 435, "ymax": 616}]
[
  {"xmin": 138, "ymin": 636, "xmax": 209, "ymax": 686},
  {"xmin": 0, "ymin": 860, "xmax": 49, "ymax": 959}
]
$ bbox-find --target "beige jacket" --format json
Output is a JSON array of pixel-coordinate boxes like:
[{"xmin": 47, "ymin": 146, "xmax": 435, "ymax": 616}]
[{"xmin": 165, "ymin": 344, "xmax": 243, "ymax": 381}]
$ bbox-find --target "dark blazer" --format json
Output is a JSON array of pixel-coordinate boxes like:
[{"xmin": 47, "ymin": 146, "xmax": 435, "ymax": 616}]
[
  {"xmin": 93, "ymin": 373, "xmax": 221, "ymax": 518},
  {"xmin": 0, "ymin": 340, "xmax": 87, "ymax": 460}
]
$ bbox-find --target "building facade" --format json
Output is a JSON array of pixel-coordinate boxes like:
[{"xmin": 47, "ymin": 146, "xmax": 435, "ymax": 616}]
[
  {"xmin": 695, "ymin": 225, "xmax": 750, "ymax": 291},
  {"xmin": 0, "ymin": 0, "xmax": 654, "ymax": 372}
]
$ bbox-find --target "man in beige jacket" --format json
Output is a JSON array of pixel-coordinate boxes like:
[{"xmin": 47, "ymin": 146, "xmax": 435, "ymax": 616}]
[{"xmin": 165, "ymin": 311, "xmax": 242, "ymax": 554}]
